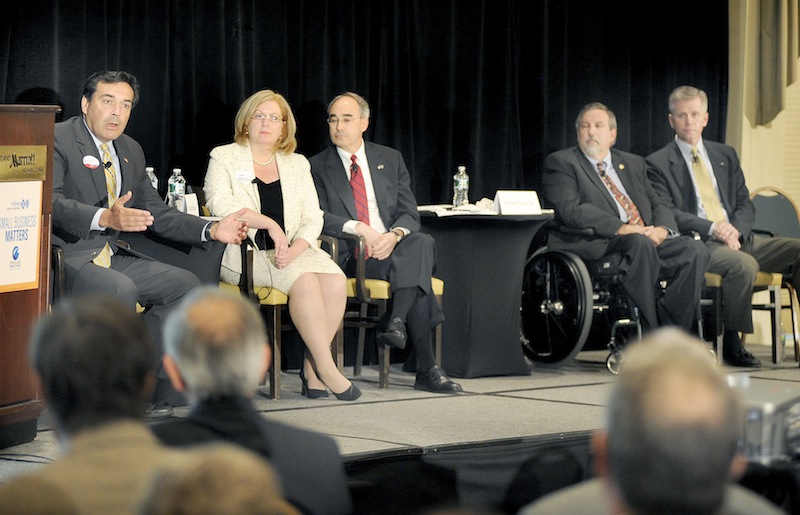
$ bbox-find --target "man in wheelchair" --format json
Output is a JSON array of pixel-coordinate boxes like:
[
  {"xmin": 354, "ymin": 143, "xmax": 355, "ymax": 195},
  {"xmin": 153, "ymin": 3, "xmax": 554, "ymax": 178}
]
[{"xmin": 541, "ymin": 102, "xmax": 709, "ymax": 336}]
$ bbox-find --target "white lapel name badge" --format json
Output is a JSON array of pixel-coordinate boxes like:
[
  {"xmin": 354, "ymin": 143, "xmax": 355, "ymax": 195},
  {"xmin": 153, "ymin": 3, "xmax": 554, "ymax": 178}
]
[
  {"xmin": 83, "ymin": 155, "xmax": 100, "ymax": 169},
  {"xmin": 235, "ymin": 169, "xmax": 255, "ymax": 183}
]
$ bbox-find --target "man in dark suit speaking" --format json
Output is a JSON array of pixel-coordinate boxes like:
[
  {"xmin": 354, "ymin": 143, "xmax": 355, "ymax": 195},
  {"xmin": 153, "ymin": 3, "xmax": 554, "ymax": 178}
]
[
  {"xmin": 542, "ymin": 102, "xmax": 708, "ymax": 334},
  {"xmin": 647, "ymin": 85, "xmax": 800, "ymax": 367},
  {"xmin": 309, "ymin": 92, "xmax": 461, "ymax": 393},
  {"xmin": 52, "ymin": 71, "xmax": 247, "ymax": 406}
]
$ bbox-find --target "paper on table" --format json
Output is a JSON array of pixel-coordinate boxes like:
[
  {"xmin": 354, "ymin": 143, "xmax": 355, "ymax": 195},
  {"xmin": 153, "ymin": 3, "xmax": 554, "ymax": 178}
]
[{"xmin": 417, "ymin": 201, "xmax": 497, "ymax": 217}]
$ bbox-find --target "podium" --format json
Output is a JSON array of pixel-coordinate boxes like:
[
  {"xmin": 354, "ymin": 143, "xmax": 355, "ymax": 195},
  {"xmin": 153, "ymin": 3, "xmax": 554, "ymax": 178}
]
[{"xmin": 0, "ymin": 104, "xmax": 59, "ymax": 448}]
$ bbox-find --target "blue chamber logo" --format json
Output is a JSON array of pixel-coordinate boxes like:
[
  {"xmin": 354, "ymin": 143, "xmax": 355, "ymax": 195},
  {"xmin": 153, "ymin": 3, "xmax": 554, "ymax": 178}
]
[{"xmin": 12, "ymin": 246, "xmax": 20, "ymax": 261}]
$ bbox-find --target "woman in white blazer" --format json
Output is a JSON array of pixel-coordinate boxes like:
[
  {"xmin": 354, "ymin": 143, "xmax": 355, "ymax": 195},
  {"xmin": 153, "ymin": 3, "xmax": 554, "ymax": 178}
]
[{"xmin": 204, "ymin": 90, "xmax": 360, "ymax": 401}]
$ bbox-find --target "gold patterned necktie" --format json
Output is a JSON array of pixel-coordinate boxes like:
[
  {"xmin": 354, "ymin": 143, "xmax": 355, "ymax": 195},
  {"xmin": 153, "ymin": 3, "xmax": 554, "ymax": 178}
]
[
  {"xmin": 92, "ymin": 143, "xmax": 118, "ymax": 268},
  {"xmin": 690, "ymin": 146, "xmax": 725, "ymax": 222},
  {"xmin": 597, "ymin": 161, "xmax": 644, "ymax": 226}
]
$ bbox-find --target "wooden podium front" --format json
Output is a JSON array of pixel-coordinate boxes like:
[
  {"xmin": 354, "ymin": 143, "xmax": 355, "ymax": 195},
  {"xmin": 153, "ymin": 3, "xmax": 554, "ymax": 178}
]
[{"xmin": 0, "ymin": 105, "xmax": 59, "ymax": 448}]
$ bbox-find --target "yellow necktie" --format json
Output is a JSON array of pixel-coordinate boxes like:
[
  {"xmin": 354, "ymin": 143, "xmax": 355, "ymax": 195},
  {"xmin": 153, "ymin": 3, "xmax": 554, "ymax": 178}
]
[
  {"xmin": 92, "ymin": 143, "xmax": 118, "ymax": 268},
  {"xmin": 691, "ymin": 147, "xmax": 725, "ymax": 223}
]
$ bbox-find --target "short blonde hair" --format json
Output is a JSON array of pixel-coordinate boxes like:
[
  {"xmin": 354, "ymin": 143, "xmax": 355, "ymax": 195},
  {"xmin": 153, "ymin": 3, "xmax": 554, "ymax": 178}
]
[
  {"xmin": 234, "ymin": 89, "xmax": 298, "ymax": 154},
  {"xmin": 138, "ymin": 443, "xmax": 298, "ymax": 515}
]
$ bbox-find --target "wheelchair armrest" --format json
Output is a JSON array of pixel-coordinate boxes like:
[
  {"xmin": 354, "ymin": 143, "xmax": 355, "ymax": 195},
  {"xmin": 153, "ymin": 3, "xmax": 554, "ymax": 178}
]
[
  {"xmin": 340, "ymin": 233, "xmax": 372, "ymax": 303},
  {"xmin": 51, "ymin": 244, "xmax": 66, "ymax": 303},
  {"xmin": 553, "ymin": 224, "xmax": 597, "ymax": 237},
  {"xmin": 752, "ymin": 228, "xmax": 776, "ymax": 238}
]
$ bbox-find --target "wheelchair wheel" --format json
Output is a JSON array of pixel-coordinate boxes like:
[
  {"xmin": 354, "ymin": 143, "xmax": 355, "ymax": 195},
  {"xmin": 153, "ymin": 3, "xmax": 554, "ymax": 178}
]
[
  {"xmin": 606, "ymin": 351, "xmax": 623, "ymax": 375},
  {"xmin": 521, "ymin": 249, "xmax": 594, "ymax": 366}
]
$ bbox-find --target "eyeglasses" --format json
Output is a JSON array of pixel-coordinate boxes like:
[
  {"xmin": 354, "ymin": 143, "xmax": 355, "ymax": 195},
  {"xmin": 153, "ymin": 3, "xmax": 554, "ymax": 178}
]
[
  {"xmin": 326, "ymin": 116, "xmax": 361, "ymax": 126},
  {"xmin": 252, "ymin": 113, "xmax": 284, "ymax": 123}
]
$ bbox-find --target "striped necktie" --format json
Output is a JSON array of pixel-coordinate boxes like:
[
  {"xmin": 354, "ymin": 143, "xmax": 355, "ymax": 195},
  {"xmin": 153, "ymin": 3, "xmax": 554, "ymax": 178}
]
[
  {"xmin": 597, "ymin": 161, "xmax": 643, "ymax": 226},
  {"xmin": 350, "ymin": 155, "xmax": 370, "ymax": 257},
  {"xmin": 92, "ymin": 143, "xmax": 118, "ymax": 268}
]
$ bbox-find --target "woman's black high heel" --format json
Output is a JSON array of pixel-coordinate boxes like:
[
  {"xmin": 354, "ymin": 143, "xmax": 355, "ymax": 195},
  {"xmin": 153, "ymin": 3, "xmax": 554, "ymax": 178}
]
[
  {"xmin": 299, "ymin": 368, "xmax": 329, "ymax": 399},
  {"xmin": 332, "ymin": 382, "xmax": 362, "ymax": 401}
]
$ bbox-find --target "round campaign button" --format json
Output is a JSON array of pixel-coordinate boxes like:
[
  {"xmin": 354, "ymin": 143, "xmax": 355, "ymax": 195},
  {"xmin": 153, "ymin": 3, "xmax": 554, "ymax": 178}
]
[{"xmin": 83, "ymin": 155, "xmax": 100, "ymax": 169}]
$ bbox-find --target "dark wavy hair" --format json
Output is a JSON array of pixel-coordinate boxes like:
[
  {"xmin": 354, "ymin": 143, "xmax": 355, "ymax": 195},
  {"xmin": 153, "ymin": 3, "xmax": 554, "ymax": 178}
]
[
  {"xmin": 82, "ymin": 70, "xmax": 141, "ymax": 107},
  {"xmin": 30, "ymin": 294, "xmax": 156, "ymax": 435}
]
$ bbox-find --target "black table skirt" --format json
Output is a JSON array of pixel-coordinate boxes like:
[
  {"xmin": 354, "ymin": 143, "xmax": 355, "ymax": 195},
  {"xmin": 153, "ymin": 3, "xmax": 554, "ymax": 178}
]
[{"xmin": 420, "ymin": 213, "xmax": 553, "ymax": 378}]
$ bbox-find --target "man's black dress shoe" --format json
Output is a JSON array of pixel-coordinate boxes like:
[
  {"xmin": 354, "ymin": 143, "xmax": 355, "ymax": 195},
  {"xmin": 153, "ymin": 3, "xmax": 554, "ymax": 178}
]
[
  {"xmin": 414, "ymin": 366, "xmax": 463, "ymax": 393},
  {"xmin": 724, "ymin": 348, "xmax": 761, "ymax": 368},
  {"xmin": 377, "ymin": 317, "xmax": 407, "ymax": 350}
]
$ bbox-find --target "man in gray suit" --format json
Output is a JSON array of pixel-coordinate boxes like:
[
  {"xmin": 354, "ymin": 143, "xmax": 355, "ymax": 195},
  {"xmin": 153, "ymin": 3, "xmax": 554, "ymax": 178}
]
[
  {"xmin": 542, "ymin": 102, "xmax": 708, "ymax": 333},
  {"xmin": 309, "ymin": 92, "xmax": 461, "ymax": 393},
  {"xmin": 646, "ymin": 85, "xmax": 800, "ymax": 367},
  {"xmin": 52, "ymin": 70, "xmax": 248, "ymax": 406}
]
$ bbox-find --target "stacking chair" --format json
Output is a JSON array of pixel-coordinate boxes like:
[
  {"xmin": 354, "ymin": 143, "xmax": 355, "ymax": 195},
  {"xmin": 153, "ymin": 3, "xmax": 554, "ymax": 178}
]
[
  {"xmin": 344, "ymin": 234, "xmax": 443, "ymax": 388},
  {"xmin": 220, "ymin": 235, "xmax": 344, "ymax": 400},
  {"xmin": 750, "ymin": 186, "xmax": 800, "ymax": 362}
]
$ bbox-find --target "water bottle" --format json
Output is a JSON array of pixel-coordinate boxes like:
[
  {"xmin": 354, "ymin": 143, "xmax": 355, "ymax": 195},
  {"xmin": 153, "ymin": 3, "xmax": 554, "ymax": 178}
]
[
  {"xmin": 166, "ymin": 168, "xmax": 186, "ymax": 211},
  {"xmin": 145, "ymin": 166, "xmax": 158, "ymax": 191},
  {"xmin": 452, "ymin": 165, "xmax": 469, "ymax": 207}
]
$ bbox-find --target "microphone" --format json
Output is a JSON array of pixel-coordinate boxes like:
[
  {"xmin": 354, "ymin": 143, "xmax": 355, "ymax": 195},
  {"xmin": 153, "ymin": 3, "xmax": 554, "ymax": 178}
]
[
  {"xmin": 104, "ymin": 161, "xmax": 113, "ymax": 169},
  {"xmin": 252, "ymin": 178, "xmax": 258, "ymax": 183}
]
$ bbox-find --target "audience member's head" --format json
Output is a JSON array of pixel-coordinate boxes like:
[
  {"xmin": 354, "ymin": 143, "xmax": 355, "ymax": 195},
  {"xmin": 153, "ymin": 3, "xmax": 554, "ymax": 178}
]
[
  {"xmin": 161, "ymin": 287, "xmax": 270, "ymax": 402},
  {"xmin": 137, "ymin": 443, "xmax": 298, "ymax": 515},
  {"xmin": 30, "ymin": 294, "xmax": 157, "ymax": 436},
  {"xmin": 595, "ymin": 327, "xmax": 745, "ymax": 515}
]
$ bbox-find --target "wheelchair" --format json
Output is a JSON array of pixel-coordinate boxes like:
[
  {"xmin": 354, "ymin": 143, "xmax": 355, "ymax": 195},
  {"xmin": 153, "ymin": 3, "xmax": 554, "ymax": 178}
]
[
  {"xmin": 520, "ymin": 225, "xmax": 716, "ymax": 374},
  {"xmin": 520, "ymin": 241, "xmax": 642, "ymax": 374}
]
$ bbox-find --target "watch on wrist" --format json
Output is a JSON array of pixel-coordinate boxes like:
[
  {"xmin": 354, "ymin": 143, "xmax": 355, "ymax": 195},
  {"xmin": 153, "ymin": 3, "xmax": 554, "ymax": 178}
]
[
  {"xmin": 391, "ymin": 228, "xmax": 404, "ymax": 243},
  {"xmin": 204, "ymin": 223, "xmax": 214, "ymax": 241}
]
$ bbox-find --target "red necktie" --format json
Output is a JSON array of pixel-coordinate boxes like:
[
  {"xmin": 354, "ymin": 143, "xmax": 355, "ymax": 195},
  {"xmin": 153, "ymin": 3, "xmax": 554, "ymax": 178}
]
[
  {"xmin": 597, "ymin": 161, "xmax": 644, "ymax": 226},
  {"xmin": 350, "ymin": 155, "xmax": 370, "ymax": 257},
  {"xmin": 350, "ymin": 155, "xmax": 370, "ymax": 226}
]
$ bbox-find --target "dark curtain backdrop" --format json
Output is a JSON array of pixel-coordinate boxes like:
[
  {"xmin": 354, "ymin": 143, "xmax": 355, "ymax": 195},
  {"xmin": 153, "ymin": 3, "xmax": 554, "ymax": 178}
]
[{"xmin": 1, "ymin": 0, "xmax": 728, "ymax": 205}]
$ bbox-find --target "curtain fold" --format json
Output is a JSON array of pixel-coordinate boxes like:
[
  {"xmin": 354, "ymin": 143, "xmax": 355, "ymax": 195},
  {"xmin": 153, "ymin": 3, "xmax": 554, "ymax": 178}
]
[{"xmin": 755, "ymin": 0, "xmax": 800, "ymax": 125}]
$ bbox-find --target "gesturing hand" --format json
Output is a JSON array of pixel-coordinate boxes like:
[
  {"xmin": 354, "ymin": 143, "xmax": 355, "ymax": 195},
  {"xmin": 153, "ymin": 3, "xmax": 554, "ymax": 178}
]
[
  {"xmin": 212, "ymin": 208, "xmax": 249, "ymax": 244},
  {"xmin": 99, "ymin": 191, "xmax": 154, "ymax": 232}
]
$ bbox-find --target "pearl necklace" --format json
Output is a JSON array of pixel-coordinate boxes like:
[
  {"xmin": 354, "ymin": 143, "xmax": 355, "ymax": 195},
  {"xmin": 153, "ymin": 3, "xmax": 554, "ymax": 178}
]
[{"xmin": 252, "ymin": 152, "xmax": 276, "ymax": 166}]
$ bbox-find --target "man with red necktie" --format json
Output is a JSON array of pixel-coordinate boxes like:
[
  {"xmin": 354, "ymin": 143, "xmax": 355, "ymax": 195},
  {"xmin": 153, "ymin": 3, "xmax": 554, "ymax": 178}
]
[{"xmin": 310, "ymin": 92, "xmax": 461, "ymax": 393}]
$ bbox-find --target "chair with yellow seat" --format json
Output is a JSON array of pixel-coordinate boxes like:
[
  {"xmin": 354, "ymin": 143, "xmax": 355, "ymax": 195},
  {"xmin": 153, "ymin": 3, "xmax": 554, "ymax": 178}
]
[
  {"xmin": 706, "ymin": 268, "xmax": 784, "ymax": 364},
  {"xmin": 221, "ymin": 236, "xmax": 344, "ymax": 400},
  {"xmin": 344, "ymin": 234, "xmax": 443, "ymax": 389}
]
